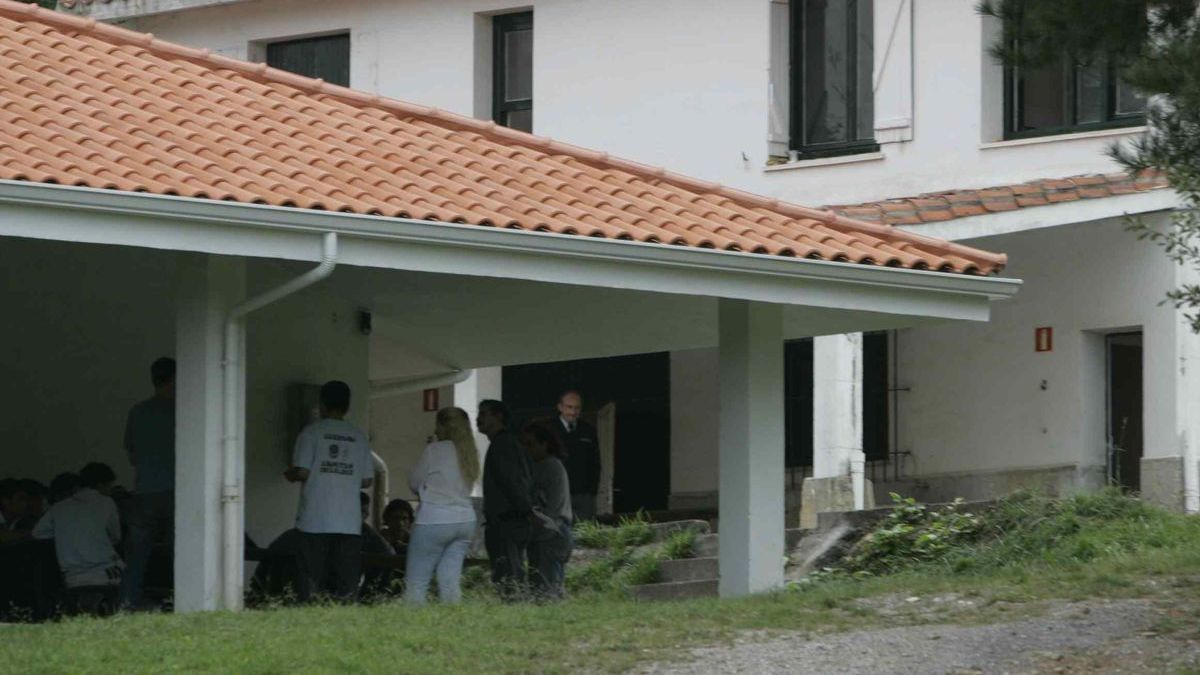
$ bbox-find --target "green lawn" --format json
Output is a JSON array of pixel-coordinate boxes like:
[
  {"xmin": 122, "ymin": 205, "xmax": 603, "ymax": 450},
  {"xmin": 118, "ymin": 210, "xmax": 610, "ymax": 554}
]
[{"xmin": 4, "ymin": 492, "xmax": 1199, "ymax": 674}]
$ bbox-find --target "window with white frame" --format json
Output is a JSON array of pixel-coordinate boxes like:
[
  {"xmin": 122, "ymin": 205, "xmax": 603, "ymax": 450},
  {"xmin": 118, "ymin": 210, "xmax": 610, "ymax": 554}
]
[{"xmin": 789, "ymin": 0, "xmax": 877, "ymax": 159}]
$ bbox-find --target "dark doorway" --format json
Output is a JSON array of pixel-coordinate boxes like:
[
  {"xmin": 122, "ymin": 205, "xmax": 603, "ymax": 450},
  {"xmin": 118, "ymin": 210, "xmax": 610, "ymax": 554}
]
[
  {"xmin": 502, "ymin": 352, "xmax": 670, "ymax": 513},
  {"xmin": 1106, "ymin": 332, "xmax": 1143, "ymax": 491},
  {"xmin": 783, "ymin": 332, "xmax": 890, "ymax": 469}
]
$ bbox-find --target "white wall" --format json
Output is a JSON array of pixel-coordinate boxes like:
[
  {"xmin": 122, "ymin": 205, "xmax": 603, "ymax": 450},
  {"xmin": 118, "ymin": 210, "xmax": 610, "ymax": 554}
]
[
  {"xmin": 131, "ymin": 0, "xmax": 1134, "ymax": 209},
  {"xmin": 242, "ymin": 261, "xmax": 371, "ymax": 545},
  {"xmin": 0, "ymin": 238, "xmax": 175, "ymax": 487},
  {"xmin": 367, "ymin": 385, "xmax": 452, "ymax": 502},
  {"xmin": 0, "ymin": 239, "xmax": 371, "ymax": 546},
  {"xmin": 899, "ymin": 214, "xmax": 1175, "ymax": 478},
  {"xmin": 667, "ymin": 214, "xmax": 1181, "ymax": 498}
]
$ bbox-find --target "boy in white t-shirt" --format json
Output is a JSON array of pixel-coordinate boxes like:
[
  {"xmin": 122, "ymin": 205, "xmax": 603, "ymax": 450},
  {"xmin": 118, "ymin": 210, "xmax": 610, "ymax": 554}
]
[{"xmin": 284, "ymin": 380, "xmax": 374, "ymax": 601}]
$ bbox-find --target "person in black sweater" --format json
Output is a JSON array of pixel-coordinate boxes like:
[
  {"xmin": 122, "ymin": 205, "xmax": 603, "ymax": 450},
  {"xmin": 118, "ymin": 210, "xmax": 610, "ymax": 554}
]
[
  {"xmin": 554, "ymin": 390, "xmax": 601, "ymax": 522},
  {"xmin": 478, "ymin": 399, "xmax": 533, "ymax": 595}
]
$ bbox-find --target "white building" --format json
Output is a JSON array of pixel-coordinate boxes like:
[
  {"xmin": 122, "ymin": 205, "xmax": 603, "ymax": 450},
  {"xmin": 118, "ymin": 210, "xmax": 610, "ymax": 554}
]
[
  {"xmin": 2, "ymin": 0, "xmax": 1193, "ymax": 608},
  {"xmin": 76, "ymin": 0, "xmax": 1189, "ymax": 514}
]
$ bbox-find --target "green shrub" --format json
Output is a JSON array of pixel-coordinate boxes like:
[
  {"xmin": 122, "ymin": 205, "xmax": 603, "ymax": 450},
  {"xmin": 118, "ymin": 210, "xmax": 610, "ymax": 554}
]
[
  {"xmin": 573, "ymin": 511, "xmax": 654, "ymax": 550},
  {"xmin": 660, "ymin": 529, "xmax": 697, "ymax": 560}
]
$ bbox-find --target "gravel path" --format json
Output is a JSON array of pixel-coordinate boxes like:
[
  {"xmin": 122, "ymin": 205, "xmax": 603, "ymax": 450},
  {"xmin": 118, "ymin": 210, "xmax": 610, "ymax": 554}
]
[{"xmin": 640, "ymin": 598, "xmax": 1200, "ymax": 674}]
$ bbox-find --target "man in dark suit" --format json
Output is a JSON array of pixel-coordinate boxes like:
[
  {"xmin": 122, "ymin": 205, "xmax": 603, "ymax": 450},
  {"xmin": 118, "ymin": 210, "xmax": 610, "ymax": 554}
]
[{"xmin": 554, "ymin": 390, "xmax": 601, "ymax": 522}]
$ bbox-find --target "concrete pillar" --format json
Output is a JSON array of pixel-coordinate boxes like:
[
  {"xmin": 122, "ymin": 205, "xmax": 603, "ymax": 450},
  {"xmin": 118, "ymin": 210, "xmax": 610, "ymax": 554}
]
[
  {"xmin": 717, "ymin": 299, "xmax": 784, "ymax": 597},
  {"xmin": 453, "ymin": 367, "xmax": 501, "ymax": 495},
  {"xmin": 801, "ymin": 333, "xmax": 871, "ymax": 528},
  {"xmin": 174, "ymin": 255, "xmax": 244, "ymax": 612},
  {"xmin": 813, "ymin": 333, "xmax": 863, "ymax": 479},
  {"xmin": 1142, "ymin": 261, "xmax": 1200, "ymax": 514}
]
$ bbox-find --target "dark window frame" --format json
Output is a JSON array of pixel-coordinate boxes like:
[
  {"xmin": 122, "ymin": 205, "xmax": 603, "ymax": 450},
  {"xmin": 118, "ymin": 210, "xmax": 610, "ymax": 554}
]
[
  {"xmin": 789, "ymin": 0, "xmax": 879, "ymax": 160},
  {"xmin": 264, "ymin": 32, "xmax": 351, "ymax": 88},
  {"xmin": 492, "ymin": 11, "xmax": 533, "ymax": 131},
  {"xmin": 1003, "ymin": 42, "xmax": 1145, "ymax": 140}
]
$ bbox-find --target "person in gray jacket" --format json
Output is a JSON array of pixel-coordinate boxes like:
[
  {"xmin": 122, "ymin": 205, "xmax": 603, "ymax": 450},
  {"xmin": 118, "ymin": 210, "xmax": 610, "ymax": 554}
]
[
  {"xmin": 33, "ymin": 464, "xmax": 123, "ymax": 614},
  {"xmin": 521, "ymin": 420, "xmax": 573, "ymax": 600}
]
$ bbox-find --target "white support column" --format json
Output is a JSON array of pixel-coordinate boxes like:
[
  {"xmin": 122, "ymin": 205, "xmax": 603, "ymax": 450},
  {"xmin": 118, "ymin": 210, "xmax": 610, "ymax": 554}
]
[
  {"xmin": 174, "ymin": 254, "xmax": 245, "ymax": 612},
  {"xmin": 718, "ymin": 299, "xmax": 784, "ymax": 597},
  {"xmin": 801, "ymin": 333, "xmax": 866, "ymax": 528},
  {"xmin": 453, "ymin": 367, "xmax": 501, "ymax": 495},
  {"xmin": 813, "ymin": 333, "xmax": 864, "ymax": 481}
]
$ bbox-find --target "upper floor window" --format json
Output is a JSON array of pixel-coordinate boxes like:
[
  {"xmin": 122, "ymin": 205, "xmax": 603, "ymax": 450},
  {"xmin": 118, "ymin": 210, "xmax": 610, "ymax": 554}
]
[
  {"xmin": 1006, "ymin": 56, "xmax": 1146, "ymax": 139},
  {"xmin": 789, "ymin": 0, "xmax": 877, "ymax": 159},
  {"xmin": 493, "ymin": 12, "xmax": 533, "ymax": 133},
  {"xmin": 266, "ymin": 33, "xmax": 350, "ymax": 87},
  {"xmin": 1000, "ymin": 4, "xmax": 1147, "ymax": 140}
]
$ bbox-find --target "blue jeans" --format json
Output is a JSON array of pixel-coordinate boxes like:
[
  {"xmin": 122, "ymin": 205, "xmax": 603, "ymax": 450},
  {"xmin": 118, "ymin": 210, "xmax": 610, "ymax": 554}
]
[{"xmin": 404, "ymin": 520, "xmax": 475, "ymax": 605}]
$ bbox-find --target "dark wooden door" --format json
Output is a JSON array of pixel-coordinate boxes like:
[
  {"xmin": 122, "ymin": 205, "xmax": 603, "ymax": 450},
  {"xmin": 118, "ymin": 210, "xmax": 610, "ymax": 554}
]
[{"xmin": 1107, "ymin": 333, "xmax": 1143, "ymax": 492}]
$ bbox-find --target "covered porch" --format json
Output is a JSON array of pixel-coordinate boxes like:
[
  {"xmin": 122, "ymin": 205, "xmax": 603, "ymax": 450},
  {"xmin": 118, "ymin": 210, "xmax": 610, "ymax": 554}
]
[{"xmin": 0, "ymin": 2, "xmax": 1016, "ymax": 612}]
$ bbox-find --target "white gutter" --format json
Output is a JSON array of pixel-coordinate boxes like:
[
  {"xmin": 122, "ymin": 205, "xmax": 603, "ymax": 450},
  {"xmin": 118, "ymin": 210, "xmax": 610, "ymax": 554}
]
[
  {"xmin": 221, "ymin": 231, "xmax": 338, "ymax": 611},
  {"xmin": 369, "ymin": 370, "xmax": 472, "ymax": 400},
  {"xmin": 370, "ymin": 452, "xmax": 388, "ymax": 529},
  {"xmin": 0, "ymin": 181, "xmax": 1022, "ymax": 303}
]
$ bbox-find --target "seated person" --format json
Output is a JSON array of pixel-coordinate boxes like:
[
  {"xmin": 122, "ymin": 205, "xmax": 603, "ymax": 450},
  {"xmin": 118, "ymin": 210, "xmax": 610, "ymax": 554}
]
[
  {"xmin": 13, "ymin": 480, "xmax": 47, "ymax": 530},
  {"xmin": 360, "ymin": 492, "xmax": 396, "ymax": 597},
  {"xmin": 248, "ymin": 528, "xmax": 305, "ymax": 602},
  {"xmin": 32, "ymin": 465, "xmax": 123, "ymax": 615},
  {"xmin": 0, "ymin": 478, "xmax": 32, "ymax": 543},
  {"xmin": 380, "ymin": 498, "xmax": 414, "ymax": 554}
]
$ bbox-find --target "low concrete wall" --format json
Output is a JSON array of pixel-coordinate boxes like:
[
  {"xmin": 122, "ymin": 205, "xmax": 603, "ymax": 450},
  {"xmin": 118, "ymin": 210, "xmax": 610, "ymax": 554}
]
[
  {"xmin": 1141, "ymin": 456, "xmax": 1185, "ymax": 512},
  {"xmin": 872, "ymin": 463, "xmax": 1105, "ymax": 505}
]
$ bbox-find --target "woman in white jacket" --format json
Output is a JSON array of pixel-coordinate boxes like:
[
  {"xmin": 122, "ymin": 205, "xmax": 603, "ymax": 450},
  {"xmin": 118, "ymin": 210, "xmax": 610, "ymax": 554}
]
[{"xmin": 404, "ymin": 407, "xmax": 480, "ymax": 604}]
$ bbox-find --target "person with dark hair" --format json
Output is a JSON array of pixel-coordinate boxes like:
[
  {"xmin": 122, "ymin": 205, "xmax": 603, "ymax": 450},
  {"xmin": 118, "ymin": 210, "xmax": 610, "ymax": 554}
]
[
  {"xmin": 0, "ymin": 479, "xmax": 30, "ymax": 541},
  {"xmin": 49, "ymin": 473, "xmax": 81, "ymax": 505},
  {"xmin": 359, "ymin": 491, "xmax": 395, "ymax": 598},
  {"xmin": 477, "ymin": 399, "xmax": 533, "ymax": 596},
  {"xmin": 554, "ymin": 390, "xmax": 601, "ymax": 523},
  {"xmin": 284, "ymin": 380, "xmax": 374, "ymax": 602},
  {"xmin": 120, "ymin": 356, "xmax": 177, "ymax": 609},
  {"xmin": 33, "ymin": 463, "xmax": 123, "ymax": 615},
  {"xmin": 14, "ymin": 480, "xmax": 48, "ymax": 529},
  {"xmin": 521, "ymin": 420, "xmax": 574, "ymax": 600},
  {"xmin": 380, "ymin": 499, "xmax": 415, "ymax": 554}
]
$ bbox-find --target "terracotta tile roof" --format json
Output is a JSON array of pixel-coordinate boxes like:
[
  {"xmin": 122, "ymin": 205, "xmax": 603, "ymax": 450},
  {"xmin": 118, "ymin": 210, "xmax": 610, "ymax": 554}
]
[
  {"xmin": 829, "ymin": 172, "xmax": 1169, "ymax": 226},
  {"xmin": 0, "ymin": 2, "xmax": 1006, "ymax": 275}
]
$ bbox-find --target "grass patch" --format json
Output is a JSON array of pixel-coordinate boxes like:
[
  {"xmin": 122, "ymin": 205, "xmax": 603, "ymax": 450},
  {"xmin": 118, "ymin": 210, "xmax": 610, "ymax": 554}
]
[
  {"xmin": 660, "ymin": 528, "xmax": 697, "ymax": 560},
  {"xmin": 5, "ymin": 490, "xmax": 1198, "ymax": 674},
  {"xmin": 573, "ymin": 511, "xmax": 654, "ymax": 550}
]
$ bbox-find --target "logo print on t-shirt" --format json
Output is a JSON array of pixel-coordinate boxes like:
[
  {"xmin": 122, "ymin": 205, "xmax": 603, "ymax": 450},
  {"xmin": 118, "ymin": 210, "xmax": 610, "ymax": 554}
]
[{"xmin": 329, "ymin": 443, "xmax": 340, "ymax": 459}]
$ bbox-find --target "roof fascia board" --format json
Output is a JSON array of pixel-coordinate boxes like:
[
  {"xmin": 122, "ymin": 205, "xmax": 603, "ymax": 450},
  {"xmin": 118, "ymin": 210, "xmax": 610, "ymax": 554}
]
[
  {"xmin": 896, "ymin": 189, "xmax": 1178, "ymax": 242},
  {"xmin": 0, "ymin": 180, "xmax": 1020, "ymax": 317}
]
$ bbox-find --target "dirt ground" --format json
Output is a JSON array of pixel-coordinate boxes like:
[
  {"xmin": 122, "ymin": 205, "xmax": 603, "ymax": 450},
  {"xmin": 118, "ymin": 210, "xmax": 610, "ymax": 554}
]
[{"xmin": 640, "ymin": 579, "xmax": 1200, "ymax": 674}]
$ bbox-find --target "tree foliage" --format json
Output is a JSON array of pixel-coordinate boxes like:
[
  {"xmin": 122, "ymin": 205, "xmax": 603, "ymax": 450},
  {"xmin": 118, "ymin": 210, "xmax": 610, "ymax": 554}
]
[{"xmin": 980, "ymin": 1, "xmax": 1200, "ymax": 330}]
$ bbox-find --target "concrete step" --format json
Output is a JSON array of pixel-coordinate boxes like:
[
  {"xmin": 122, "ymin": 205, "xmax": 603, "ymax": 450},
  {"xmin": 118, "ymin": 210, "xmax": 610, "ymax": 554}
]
[
  {"xmin": 693, "ymin": 533, "xmax": 719, "ymax": 557},
  {"xmin": 649, "ymin": 519, "xmax": 711, "ymax": 542},
  {"xmin": 628, "ymin": 579, "xmax": 719, "ymax": 602},
  {"xmin": 682, "ymin": 529, "xmax": 809, "ymax": 559},
  {"xmin": 658, "ymin": 556, "xmax": 718, "ymax": 583}
]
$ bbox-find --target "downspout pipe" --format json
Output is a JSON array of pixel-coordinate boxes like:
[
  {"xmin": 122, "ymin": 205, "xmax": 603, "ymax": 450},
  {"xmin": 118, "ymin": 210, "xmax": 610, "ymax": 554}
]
[{"xmin": 222, "ymin": 232, "xmax": 338, "ymax": 611}]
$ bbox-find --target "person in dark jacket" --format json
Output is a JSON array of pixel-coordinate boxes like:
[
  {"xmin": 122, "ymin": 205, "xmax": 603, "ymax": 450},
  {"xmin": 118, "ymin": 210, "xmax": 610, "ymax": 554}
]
[
  {"xmin": 478, "ymin": 399, "xmax": 533, "ymax": 595},
  {"xmin": 554, "ymin": 390, "xmax": 601, "ymax": 522}
]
